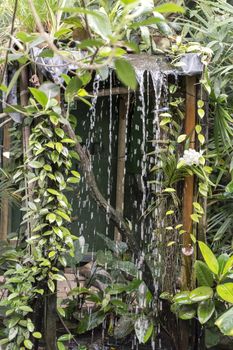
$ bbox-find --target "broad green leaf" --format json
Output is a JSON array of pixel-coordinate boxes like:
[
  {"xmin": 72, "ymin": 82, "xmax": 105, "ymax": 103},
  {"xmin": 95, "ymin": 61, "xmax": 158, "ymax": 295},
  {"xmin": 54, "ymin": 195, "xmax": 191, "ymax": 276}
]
[
  {"xmin": 55, "ymin": 128, "xmax": 65, "ymax": 138},
  {"xmin": 144, "ymin": 323, "xmax": 154, "ymax": 343},
  {"xmin": 215, "ymin": 307, "xmax": 233, "ymax": 336},
  {"xmin": 58, "ymin": 334, "xmax": 73, "ymax": 341},
  {"xmin": 24, "ymin": 339, "xmax": 33, "ymax": 349},
  {"xmin": 65, "ymin": 76, "xmax": 82, "ymax": 102},
  {"xmin": 47, "ymin": 188, "xmax": 60, "ymax": 196},
  {"xmin": 115, "ymin": 58, "xmax": 137, "ymax": 90},
  {"xmin": 32, "ymin": 332, "xmax": 42, "ymax": 339},
  {"xmin": 134, "ymin": 316, "xmax": 151, "ymax": 344},
  {"xmin": 217, "ymin": 283, "xmax": 233, "ymax": 303},
  {"xmin": 7, "ymin": 65, "xmax": 26, "ymax": 97},
  {"xmin": 18, "ymin": 305, "xmax": 33, "ymax": 313},
  {"xmin": 178, "ymin": 305, "xmax": 196, "ymax": 320},
  {"xmin": 55, "ymin": 210, "xmax": 71, "ymax": 222},
  {"xmin": 57, "ymin": 342, "xmax": 66, "ymax": 350},
  {"xmin": 222, "ymin": 256, "xmax": 233, "ymax": 276},
  {"xmin": 67, "ymin": 177, "xmax": 80, "ymax": 184},
  {"xmin": 189, "ymin": 286, "xmax": 213, "ymax": 302},
  {"xmin": 172, "ymin": 291, "xmax": 192, "ymax": 305},
  {"xmin": 131, "ymin": 17, "xmax": 164, "ymax": 29},
  {"xmin": 197, "ymin": 300, "xmax": 215, "ymax": 324},
  {"xmin": 198, "ymin": 241, "xmax": 219, "ymax": 275},
  {"xmin": 29, "ymin": 88, "xmax": 48, "ymax": 107},
  {"xmin": 55, "ymin": 142, "xmax": 63, "ymax": 153},
  {"xmin": 121, "ymin": 0, "xmax": 138, "ymax": 4},
  {"xmin": 154, "ymin": 3, "xmax": 185, "ymax": 13},
  {"xmin": 0, "ymin": 338, "xmax": 9, "ymax": 345},
  {"xmin": 87, "ymin": 9, "xmax": 112, "ymax": 39},
  {"xmin": 48, "ymin": 251, "xmax": 56, "ymax": 259},
  {"xmin": 48, "ymin": 279, "xmax": 55, "ymax": 293},
  {"xmin": 205, "ymin": 328, "xmax": 220, "ymax": 349},
  {"xmin": 194, "ymin": 260, "xmax": 214, "ymax": 287},
  {"xmin": 8, "ymin": 327, "xmax": 18, "ymax": 341},
  {"xmin": 77, "ymin": 311, "xmax": 105, "ymax": 334},
  {"xmin": 177, "ymin": 134, "xmax": 186, "ymax": 143},
  {"xmin": 28, "ymin": 160, "xmax": 44, "ymax": 169},
  {"xmin": 46, "ymin": 213, "xmax": 56, "ymax": 224}
]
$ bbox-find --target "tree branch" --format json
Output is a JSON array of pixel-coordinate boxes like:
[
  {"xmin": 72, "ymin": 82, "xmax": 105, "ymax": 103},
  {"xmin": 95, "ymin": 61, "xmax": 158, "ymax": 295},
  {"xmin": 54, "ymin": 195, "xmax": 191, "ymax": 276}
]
[{"xmin": 65, "ymin": 122, "xmax": 155, "ymax": 295}]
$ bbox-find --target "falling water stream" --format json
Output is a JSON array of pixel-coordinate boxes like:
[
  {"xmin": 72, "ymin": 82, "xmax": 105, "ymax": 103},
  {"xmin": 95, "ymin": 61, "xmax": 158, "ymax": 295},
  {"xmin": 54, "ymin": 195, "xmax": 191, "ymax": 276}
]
[{"xmin": 72, "ymin": 54, "xmax": 190, "ymax": 350}]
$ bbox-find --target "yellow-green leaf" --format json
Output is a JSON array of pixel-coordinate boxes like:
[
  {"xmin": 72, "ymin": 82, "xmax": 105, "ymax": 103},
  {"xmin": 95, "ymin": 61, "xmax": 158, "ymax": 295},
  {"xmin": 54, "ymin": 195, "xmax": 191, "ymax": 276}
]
[{"xmin": 198, "ymin": 241, "xmax": 219, "ymax": 275}]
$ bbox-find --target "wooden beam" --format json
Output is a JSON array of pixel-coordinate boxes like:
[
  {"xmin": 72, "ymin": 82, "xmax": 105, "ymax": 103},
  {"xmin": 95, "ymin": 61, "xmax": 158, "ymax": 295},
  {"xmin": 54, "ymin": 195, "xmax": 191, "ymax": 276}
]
[
  {"xmin": 114, "ymin": 96, "xmax": 128, "ymax": 241},
  {"xmin": 182, "ymin": 76, "xmax": 197, "ymax": 290}
]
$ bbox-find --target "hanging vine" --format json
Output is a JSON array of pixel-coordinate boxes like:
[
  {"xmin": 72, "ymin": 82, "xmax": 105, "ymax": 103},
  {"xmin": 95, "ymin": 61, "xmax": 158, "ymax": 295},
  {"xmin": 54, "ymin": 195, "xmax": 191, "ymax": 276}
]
[{"xmin": 0, "ymin": 88, "xmax": 79, "ymax": 349}]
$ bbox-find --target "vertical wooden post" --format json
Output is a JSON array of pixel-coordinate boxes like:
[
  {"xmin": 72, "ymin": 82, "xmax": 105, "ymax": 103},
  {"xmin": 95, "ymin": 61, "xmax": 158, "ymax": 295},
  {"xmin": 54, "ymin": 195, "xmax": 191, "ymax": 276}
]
[
  {"xmin": 182, "ymin": 76, "xmax": 197, "ymax": 290},
  {"xmin": 179, "ymin": 76, "xmax": 197, "ymax": 350},
  {"xmin": 114, "ymin": 96, "xmax": 128, "ymax": 242},
  {"xmin": 0, "ymin": 122, "xmax": 11, "ymax": 240}
]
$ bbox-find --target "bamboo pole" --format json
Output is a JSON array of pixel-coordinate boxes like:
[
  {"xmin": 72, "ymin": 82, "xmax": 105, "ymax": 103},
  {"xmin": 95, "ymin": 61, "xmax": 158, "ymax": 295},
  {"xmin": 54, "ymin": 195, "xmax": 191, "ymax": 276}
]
[
  {"xmin": 114, "ymin": 96, "xmax": 128, "ymax": 242},
  {"xmin": 179, "ymin": 76, "xmax": 197, "ymax": 350},
  {"xmin": 0, "ymin": 122, "xmax": 11, "ymax": 240}
]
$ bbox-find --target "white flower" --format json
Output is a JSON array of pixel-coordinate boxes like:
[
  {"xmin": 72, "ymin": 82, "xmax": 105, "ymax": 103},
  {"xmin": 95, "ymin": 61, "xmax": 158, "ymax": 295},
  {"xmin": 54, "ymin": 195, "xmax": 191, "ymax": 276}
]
[{"xmin": 179, "ymin": 148, "xmax": 203, "ymax": 166}]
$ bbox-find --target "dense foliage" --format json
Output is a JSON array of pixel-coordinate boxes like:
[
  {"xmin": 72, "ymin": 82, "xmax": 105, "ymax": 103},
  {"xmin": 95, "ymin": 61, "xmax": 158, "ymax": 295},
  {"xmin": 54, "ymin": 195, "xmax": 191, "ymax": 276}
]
[{"xmin": 0, "ymin": 0, "xmax": 232, "ymax": 349}]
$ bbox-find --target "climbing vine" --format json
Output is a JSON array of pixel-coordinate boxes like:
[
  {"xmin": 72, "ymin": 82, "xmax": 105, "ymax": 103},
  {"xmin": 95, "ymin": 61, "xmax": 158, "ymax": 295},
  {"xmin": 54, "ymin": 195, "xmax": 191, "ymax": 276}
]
[{"xmin": 0, "ymin": 87, "xmax": 79, "ymax": 349}]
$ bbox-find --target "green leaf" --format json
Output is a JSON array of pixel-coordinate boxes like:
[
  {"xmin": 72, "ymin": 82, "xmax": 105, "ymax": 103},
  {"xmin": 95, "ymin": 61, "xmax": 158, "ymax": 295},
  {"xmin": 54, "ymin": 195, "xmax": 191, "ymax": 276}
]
[
  {"xmin": 58, "ymin": 334, "xmax": 73, "ymax": 341},
  {"xmin": 0, "ymin": 338, "xmax": 9, "ymax": 345},
  {"xmin": 144, "ymin": 323, "xmax": 153, "ymax": 343},
  {"xmin": 121, "ymin": 0, "xmax": 138, "ymax": 4},
  {"xmin": 198, "ymin": 134, "xmax": 205, "ymax": 145},
  {"xmin": 24, "ymin": 339, "xmax": 33, "ymax": 349},
  {"xmin": 29, "ymin": 88, "xmax": 48, "ymax": 107},
  {"xmin": 47, "ymin": 188, "xmax": 60, "ymax": 196},
  {"xmin": 46, "ymin": 213, "xmax": 56, "ymax": 223},
  {"xmin": 172, "ymin": 291, "xmax": 192, "ymax": 305},
  {"xmin": 189, "ymin": 287, "xmax": 213, "ymax": 302},
  {"xmin": 194, "ymin": 261, "xmax": 214, "ymax": 287},
  {"xmin": 48, "ymin": 251, "xmax": 56, "ymax": 259},
  {"xmin": 87, "ymin": 10, "xmax": 112, "ymax": 39},
  {"xmin": 115, "ymin": 58, "xmax": 137, "ymax": 90},
  {"xmin": 7, "ymin": 65, "xmax": 26, "ymax": 97},
  {"xmin": 55, "ymin": 210, "xmax": 71, "ymax": 222},
  {"xmin": 178, "ymin": 305, "xmax": 196, "ymax": 320},
  {"xmin": 217, "ymin": 283, "xmax": 233, "ymax": 303},
  {"xmin": 55, "ymin": 142, "xmax": 63, "ymax": 153},
  {"xmin": 28, "ymin": 160, "xmax": 44, "ymax": 169},
  {"xmin": 131, "ymin": 17, "xmax": 164, "ymax": 29},
  {"xmin": 205, "ymin": 328, "xmax": 220, "ymax": 348},
  {"xmin": 32, "ymin": 332, "xmax": 42, "ymax": 339},
  {"xmin": 215, "ymin": 307, "xmax": 233, "ymax": 336},
  {"xmin": 67, "ymin": 177, "xmax": 80, "ymax": 184},
  {"xmin": 18, "ymin": 306, "xmax": 33, "ymax": 313},
  {"xmin": 65, "ymin": 76, "xmax": 82, "ymax": 102},
  {"xmin": 222, "ymin": 256, "xmax": 233, "ymax": 276},
  {"xmin": 48, "ymin": 279, "xmax": 55, "ymax": 293},
  {"xmin": 134, "ymin": 316, "xmax": 151, "ymax": 344},
  {"xmin": 57, "ymin": 342, "xmax": 66, "ymax": 350},
  {"xmin": 154, "ymin": 3, "xmax": 185, "ymax": 13},
  {"xmin": 197, "ymin": 300, "xmax": 215, "ymax": 324},
  {"xmin": 198, "ymin": 242, "xmax": 219, "ymax": 275},
  {"xmin": 77, "ymin": 311, "xmax": 105, "ymax": 334},
  {"xmin": 55, "ymin": 128, "xmax": 65, "ymax": 138},
  {"xmin": 8, "ymin": 327, "xmax": 18, "ymax": 341},
  {"xmin": 177, "ymin": 134, "xmax": 186, "ymax": 143}
]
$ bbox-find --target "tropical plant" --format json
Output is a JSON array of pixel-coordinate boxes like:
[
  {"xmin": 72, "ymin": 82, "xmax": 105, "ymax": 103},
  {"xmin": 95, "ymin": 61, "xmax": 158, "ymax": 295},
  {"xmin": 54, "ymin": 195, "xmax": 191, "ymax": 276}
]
[
  {"xmin": 0, "ymin": 0, "xmax": 187, "ymax": 349},
  {"xmin": 164, "ymin": 241, "xmax": 233, "ymax": 348}
]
